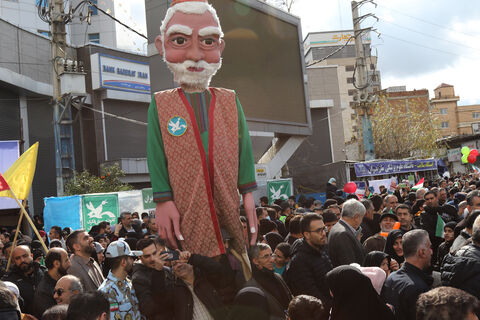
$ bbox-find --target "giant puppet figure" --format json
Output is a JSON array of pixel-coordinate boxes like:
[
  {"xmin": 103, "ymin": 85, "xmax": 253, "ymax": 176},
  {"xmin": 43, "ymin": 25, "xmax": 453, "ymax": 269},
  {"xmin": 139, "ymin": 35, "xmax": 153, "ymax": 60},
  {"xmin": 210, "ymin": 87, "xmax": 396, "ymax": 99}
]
[{"xmin": 147, "ymin": 0, "xmax": 258, "ymax": 264}]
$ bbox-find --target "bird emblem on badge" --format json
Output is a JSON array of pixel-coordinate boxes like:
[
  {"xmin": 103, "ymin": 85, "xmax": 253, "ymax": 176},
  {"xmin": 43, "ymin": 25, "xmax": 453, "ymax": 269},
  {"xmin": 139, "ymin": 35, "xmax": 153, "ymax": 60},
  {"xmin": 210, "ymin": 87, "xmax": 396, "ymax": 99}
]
[
  {"xmin": 168, "ymin": 117, "xmax": 187, "ymax": 137},
  {"xmin": 167, "ymin": 116, "xmax": 187, "ymax": 136}
]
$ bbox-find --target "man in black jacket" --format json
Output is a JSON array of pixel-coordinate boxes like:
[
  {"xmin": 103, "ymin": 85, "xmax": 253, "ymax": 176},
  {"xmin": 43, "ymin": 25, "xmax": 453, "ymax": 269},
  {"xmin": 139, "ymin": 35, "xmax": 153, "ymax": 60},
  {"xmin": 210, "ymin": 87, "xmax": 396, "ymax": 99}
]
[
  {"xmin": 441, "ymin": 215, "xmax": 480, "ymax": 300},
  {"xmin": 420, "ymin": 190, "xmax": 458, "ymax": 266},
  {"xmin": 283, "ymin": 213, "xmax": 332, "ymax": 315},
  {"xmin": 132, "ymin": 238, "xmax": 233, "ymax": 320},
  {"xmin": 2, "ymin": 245, "xmax": 46, "ymax": 315},
  {"xmin": 114, "ymin": 212, "xmax": 143, "ymax": 239},
  {"xmin": 382, "ymin": 230, "xmax": 433, "ymax": 320},
  {"xmin": 132, "ymin": 238, "xmax": 171, "ymax": 320},
  {"xmin": 231, "ymin": 243, "xmax": 292, "ymax": 320},
  {"xmin": 32, "ymin": 247, "xmax": 71, "ymax": 318}
]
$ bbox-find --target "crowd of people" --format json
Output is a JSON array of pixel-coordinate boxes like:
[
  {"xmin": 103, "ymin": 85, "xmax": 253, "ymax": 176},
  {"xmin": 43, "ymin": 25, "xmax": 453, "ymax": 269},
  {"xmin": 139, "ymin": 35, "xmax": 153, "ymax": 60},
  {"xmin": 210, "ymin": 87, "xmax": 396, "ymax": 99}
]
[{"xmin": 0, "ymin": 175, "xmax": 479, "ymax": 319}]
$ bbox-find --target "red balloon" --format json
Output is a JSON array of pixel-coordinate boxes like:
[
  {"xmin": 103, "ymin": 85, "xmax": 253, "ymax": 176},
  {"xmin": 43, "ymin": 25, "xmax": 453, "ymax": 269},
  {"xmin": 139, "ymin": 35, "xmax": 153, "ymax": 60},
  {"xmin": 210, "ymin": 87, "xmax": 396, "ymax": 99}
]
[
  {"xmin": 344, "ymin": 182, "xmax": 357, "ymax": 194},
  {"xmin": 468, "ymin": 154, "xmax": 477, "ymax": 164},
  {"xmin": 471, "ymin": 149, "xmax": 479, "ymax": 157}
]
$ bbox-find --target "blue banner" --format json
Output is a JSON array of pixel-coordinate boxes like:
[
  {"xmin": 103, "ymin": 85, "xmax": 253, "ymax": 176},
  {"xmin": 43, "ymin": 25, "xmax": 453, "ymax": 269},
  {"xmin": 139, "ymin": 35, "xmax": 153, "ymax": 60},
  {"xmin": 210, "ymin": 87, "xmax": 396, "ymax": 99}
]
[
  {"xmin": 44, "ymin": 196, "xmax": 82, "ymax": 238},
  {"xmin": 354, "ymin": 159, "xmax": 438, "ymax": 177}
]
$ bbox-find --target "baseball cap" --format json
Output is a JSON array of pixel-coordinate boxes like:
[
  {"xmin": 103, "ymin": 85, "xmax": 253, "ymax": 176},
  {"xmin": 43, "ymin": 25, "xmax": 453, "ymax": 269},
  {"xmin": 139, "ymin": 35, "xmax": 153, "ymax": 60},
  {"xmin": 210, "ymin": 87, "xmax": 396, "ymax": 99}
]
[
  {"xmin": 105, "ymin": 239, "xmax": 143, "ymax": 258},
  {"xmin": 379, "ymin": 211, "xmax": 399, "ymax": 222},
  {"xmin": 93, "ymin": 242, "xmax": 104, "ymax": 254}
]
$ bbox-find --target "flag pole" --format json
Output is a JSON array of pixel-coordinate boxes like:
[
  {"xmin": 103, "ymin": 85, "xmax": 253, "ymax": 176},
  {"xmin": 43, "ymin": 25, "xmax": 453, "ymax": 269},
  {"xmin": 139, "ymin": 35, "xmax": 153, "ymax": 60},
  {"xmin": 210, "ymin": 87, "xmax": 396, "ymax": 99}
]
[
  {"xmin": 6, "ymin": 209, "xmax": 25, "ymax": 271},
  {"xmin": 9, "ymin": 189, "xmax": 49, "ymax": 253}
]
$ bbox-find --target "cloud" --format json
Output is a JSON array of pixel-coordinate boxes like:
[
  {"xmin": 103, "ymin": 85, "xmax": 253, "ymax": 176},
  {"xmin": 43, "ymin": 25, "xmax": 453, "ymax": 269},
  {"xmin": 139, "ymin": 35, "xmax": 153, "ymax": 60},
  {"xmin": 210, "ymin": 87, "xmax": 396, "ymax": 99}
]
[
  {"xmin": 114, "ymin": 0, "xmax": 147, "ymax": 53},
  {"xmin": 292, "ymin": 0, "xmax": 480, "ymax": 104}
]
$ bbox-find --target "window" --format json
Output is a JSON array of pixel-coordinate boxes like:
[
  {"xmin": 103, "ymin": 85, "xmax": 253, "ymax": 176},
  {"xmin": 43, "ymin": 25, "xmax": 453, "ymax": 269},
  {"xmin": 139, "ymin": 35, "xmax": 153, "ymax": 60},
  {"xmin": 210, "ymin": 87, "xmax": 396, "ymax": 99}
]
[
  {"xmin": 473, "ymin": 112, "xmax": 480, "ymax": 119},
  {"xmin": 348, "ymin": 89, "xmax": 356, "ymax": 96},
  {"xmin": 370, "ymin": 64, "xmax": 375, "ymax": 70},
  {"xmin": 89, "ymin": 0, "xmax": 98, "ymax": 15},
  {"xmin": 88, "ymin": 33, "xmax": 100, "ymax": 44},
  {"xmin": 441, "ymin": 121, "xmax": 449, "ymax": 128},
  {"xmin": 345, "ymin": 65, "xmax": 354, "ymax": 72},
  {"xmin": 347, "ymin": 77, "xmax": 354, "ymax": 84},
  {"xmin": 38, "ymin": 30, "xmax": 51, "ymax": 37},
  {"xmin": 439, "ymin": 108, "xmax": 448, "ymax": 115}
]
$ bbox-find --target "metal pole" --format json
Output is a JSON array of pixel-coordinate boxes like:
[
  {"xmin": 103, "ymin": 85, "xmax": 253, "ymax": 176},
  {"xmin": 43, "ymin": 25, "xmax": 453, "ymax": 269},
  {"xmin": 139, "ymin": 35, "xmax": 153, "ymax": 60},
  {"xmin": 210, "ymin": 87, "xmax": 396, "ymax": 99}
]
[
  {"xmin": 50, "ymin": 0, "xmax": 67, "ymax": 195},
  {"xmin": 351, "ymin": 1, "xmax": 375, "ymax": 161}
]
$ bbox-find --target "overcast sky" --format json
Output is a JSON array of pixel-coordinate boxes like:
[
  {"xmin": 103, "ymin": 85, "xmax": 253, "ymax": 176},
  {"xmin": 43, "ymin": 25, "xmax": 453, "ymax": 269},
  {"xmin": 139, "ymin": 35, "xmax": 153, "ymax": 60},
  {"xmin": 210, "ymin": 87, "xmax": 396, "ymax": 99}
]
[
  {"xmin": 288, "ymin": 0, "xmax": 480, "ymax": 105},
  {"xmin": 120, "ymin": 0, "xmax": 480, "ymax": 105}
]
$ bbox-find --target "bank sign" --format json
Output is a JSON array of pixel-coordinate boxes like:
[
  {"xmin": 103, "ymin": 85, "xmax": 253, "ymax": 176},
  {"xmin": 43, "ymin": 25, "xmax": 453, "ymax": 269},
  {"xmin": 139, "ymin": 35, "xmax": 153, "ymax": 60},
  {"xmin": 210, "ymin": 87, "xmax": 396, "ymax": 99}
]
[{"xmin": 91, "ymin": 53, "xmax": 151, "ymax": 94}]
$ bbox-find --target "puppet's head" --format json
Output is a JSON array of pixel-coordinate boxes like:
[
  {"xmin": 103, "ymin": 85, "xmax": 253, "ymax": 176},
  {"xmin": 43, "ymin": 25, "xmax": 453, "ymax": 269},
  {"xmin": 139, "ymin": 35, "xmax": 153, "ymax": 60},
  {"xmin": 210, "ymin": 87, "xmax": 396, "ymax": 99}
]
[{"xmin": 155, "ymin": 0, "xmax": 225, "ymax": 92}]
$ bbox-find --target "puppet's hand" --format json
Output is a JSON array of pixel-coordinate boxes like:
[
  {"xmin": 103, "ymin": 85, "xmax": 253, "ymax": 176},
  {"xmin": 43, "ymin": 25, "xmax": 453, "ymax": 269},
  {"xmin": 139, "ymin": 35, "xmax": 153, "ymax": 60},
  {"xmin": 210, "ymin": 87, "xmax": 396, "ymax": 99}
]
[
  {"xmin": 242, "ymin": 192, "xmax": 257, "ymax": 246},
  {"xmin": 155, "ymin": 201, "xmax": 183, "ymax": 249}
]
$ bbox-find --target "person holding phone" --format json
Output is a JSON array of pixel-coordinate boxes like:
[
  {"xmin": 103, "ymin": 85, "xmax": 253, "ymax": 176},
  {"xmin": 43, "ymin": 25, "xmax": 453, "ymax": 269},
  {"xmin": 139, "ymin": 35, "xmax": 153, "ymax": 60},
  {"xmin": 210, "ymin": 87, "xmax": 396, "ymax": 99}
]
[{"xmin": 133, "ymin": 237, "xmax": 232, "ymax": 320}]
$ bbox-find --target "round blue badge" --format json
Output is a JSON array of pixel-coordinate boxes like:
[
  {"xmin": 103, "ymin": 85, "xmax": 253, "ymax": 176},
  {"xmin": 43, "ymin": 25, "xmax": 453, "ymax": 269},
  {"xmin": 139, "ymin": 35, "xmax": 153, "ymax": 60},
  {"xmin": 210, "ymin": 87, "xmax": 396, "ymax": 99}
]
[{"xmin": 167, "ymin": 116, "xmax": 187, "ymax": 136}]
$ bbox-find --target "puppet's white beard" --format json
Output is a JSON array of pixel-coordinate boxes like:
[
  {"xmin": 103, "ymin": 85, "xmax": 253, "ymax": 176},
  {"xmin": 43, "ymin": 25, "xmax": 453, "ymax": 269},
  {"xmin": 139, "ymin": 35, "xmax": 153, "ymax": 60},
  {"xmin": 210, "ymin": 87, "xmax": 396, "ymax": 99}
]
[{"xmin": 166, "ymin": 59, "xmax": 222, "ymax": 91}]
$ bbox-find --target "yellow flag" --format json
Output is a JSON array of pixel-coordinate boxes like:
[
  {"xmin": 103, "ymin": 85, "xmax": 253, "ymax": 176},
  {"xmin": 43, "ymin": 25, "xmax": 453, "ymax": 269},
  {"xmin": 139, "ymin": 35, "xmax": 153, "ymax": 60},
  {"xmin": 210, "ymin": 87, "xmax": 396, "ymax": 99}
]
[{"xmin": 0, "ymin": 142, "xmax": 39, "ymax": 200}]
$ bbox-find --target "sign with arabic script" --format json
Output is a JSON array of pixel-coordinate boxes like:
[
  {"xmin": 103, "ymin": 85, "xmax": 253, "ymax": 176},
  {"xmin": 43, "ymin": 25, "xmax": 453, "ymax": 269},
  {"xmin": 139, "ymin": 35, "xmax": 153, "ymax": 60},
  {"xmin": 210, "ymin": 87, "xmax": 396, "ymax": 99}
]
[{"xmin": 354, "ymin": 160, "xmax": 438, "ymax": 177}]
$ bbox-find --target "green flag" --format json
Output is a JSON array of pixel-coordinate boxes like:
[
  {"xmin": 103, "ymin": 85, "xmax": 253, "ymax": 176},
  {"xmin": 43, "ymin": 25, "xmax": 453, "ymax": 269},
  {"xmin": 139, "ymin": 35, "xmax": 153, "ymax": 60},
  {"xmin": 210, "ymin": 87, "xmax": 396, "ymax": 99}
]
[
  {"xmin": 435, "ymin": 214, "xmax": 445, "ymax": 238},
  {"xmin": 142, "ymin": 188, "xmax": 156, "ymax": 210},
  {"xmin": 267, "ymin": 179, "xmax": 292, "ymax": 205},
  {"xmin": 82, "ymin": 194, "xmax": 119, "ymax": 231}
]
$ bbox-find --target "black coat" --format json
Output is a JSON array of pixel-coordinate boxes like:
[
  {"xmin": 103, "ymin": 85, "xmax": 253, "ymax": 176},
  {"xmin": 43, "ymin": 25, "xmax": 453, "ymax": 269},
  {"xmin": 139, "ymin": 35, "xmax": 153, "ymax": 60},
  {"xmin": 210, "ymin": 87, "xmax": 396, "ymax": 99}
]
[
  {"xmin": 32, "ymin": 272, "xmax": 57, "ymax": 318},
  {"xmin": 419, "ymin": 205, "xmax": 457, "ymax": 265},
  {"xmin": 441, "ymin": 244, "xmax": 480, "ymax": 299},
  {"xmin": 328, "ymin": 219, "xmax": 365, "ymax": 267},
  {"xmin": 283, "ymin": 239, "xmax": 333, "ymax": 309},
  {"xmin": 381, "ymin": 262, "xmax": 432, "ymax": 320},
  {"xmin": 2, "ymin": 262, "xmax": 46, "ymax": 315},
  {"xmin": 132, "ymin": 263, "xmax": 172, "ymax": 320},
  {"xmin": 132, "ymin": 254, "xmax": 232, "ymax": 320},
  {"xmin": 230, "ymin": 267, "xmax": 292, "ymax": 320}
]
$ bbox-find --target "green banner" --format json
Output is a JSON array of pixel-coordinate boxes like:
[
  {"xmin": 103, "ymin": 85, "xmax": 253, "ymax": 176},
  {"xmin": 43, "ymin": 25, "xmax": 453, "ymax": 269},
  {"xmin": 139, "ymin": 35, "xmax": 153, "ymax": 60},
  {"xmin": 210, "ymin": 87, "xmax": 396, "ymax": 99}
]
[
  {"xmin": 142, "ymin": 188, "xmax": 156, "ymax": 210},
  {"xmin": 267, "ymin": 179, "xmax": 292, "ymax": 205},
  {"xmin": 82, "ymin": 194, "xmax": 119, "ymax": 231}
]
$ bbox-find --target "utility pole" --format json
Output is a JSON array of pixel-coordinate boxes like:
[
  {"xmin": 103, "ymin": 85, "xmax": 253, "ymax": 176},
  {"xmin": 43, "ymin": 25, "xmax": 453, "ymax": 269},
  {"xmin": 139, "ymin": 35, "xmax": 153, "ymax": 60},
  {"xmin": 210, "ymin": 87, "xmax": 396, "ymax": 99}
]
[
  {"xmin": 351, "ymin": 0, "xmax": 376, "ymax": 161},
  {"xmin": 51, "ymin": 0, "xmax": 67, "ymax": 195}
]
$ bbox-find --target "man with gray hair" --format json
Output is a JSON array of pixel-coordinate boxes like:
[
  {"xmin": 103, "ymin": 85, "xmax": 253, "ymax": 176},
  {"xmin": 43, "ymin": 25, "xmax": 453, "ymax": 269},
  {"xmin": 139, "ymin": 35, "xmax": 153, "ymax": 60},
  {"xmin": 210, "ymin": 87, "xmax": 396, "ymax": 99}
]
[
  {"xmin": 53, "ymin": 275, "xmax": 83, "ymax": 305},
  {"xmin": 382, "ymin": 230, "xmax": 433, "ymax": 320},
  {"xmin": 327, "ymin": 199, "xmax": 366, "ymax": 267}
]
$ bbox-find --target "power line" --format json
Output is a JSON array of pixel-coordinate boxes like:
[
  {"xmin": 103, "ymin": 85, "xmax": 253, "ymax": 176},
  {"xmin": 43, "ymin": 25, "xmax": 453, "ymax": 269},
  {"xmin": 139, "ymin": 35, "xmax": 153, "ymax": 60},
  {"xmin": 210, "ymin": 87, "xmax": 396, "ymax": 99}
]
[
  {"xmin": 306, "ymin": 37, "xmax": 354, "ymax": 67},
  {"xmin": 377, "ymin": 3, "xmax": 480, "ymax": 39},
  {"xmin": 81, "ymin": 104, "xmax": 147, "ymax": 126},
  {"xmin": 86, "ymin": 1, "xmax": 147, "ymax": 40},
  {"xmin": 0, "ymin": 61, "xmax": 50, "ymax": 65},
  {"xmin": 380, "ymin": 20, "xmax": 480, "ymax": 51},
  {"xmin": 381, "ymin": 33, "xmax": 480, "ymax": 60}
]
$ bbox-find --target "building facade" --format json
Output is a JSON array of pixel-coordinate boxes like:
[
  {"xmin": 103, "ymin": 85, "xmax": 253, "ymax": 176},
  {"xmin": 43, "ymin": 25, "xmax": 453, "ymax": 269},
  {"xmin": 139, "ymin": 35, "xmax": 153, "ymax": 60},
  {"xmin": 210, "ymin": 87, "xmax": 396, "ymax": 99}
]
[
  {"xmin": 303, "ymin": 30, "xmax": 381, "ymax": 160},
  {"xmin": 377, "ymin": 87, "xmax": 430, "ymax": 113},
  {"xmin": 431, "ymin": 83, "xmax": 480, "ymax": 137}
]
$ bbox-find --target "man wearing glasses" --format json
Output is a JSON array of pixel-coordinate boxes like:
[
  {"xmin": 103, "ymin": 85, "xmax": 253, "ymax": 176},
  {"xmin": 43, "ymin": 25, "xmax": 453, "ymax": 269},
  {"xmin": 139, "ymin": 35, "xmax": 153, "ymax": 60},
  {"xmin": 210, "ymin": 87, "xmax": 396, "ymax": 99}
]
[
  {"xmin": 283, "ymin": 213, "xmax": 333, "ymax": 318},
  {"xmin": 32, "ymin": 248, "xmax": 71, "ymax": 317},
  {"xmin": 231, "ymin": 243, "xmax": 292, "ymax": 320},
  {"xmin": 98, "ymin": 239, "xmax": 143, "ymax": 320},
  {"xmin": 53, "ymin": 274, "xmax": 83, "ymax": 305}
]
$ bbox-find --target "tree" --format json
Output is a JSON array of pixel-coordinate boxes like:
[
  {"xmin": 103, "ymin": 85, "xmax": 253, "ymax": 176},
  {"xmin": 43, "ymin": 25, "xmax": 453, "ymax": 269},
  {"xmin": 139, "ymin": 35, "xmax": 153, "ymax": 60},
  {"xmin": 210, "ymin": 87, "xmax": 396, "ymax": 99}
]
[
  {"xmin": 64, "ymin": 163, "xmax": 133, "ymax": 195},
  {"xmin": 370, "ymin": 93, "xmax": 443, "ymax": 159},
  {"xmin": 263, "ymin": 0, "xmax": 297, "ymax": 12}
]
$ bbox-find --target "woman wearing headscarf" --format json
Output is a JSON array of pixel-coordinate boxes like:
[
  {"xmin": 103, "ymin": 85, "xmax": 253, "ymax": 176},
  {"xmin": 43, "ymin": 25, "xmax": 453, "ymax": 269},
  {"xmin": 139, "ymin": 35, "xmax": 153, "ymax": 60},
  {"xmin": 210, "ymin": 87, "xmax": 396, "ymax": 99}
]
[
  {"xmin": 384, "ymin": 229, "xmax": 404, "ymax": 265},
  {"xmin": 363, "ymin": 251, "xmax": 391, "ymax": 277},
  {"xmin": 326, "ymin": 265, "xmax": 395, "ymax": 320}
]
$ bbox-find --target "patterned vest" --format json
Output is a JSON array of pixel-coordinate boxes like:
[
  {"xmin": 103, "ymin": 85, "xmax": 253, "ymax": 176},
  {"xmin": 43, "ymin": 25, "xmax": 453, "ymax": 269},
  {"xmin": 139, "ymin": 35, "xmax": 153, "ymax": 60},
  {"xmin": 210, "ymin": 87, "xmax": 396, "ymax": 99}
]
[{"xmin": 155, "ymin": 88, "xmax": 245, "ymax": 257}]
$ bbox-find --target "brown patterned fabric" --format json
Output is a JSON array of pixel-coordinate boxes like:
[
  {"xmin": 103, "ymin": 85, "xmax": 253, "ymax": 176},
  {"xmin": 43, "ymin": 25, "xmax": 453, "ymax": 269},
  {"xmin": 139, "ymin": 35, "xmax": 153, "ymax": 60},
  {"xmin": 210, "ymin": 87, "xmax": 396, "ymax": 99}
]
[{"xmin": 154, "ymin": 88, "xmax": 245, "ymax": 257}]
